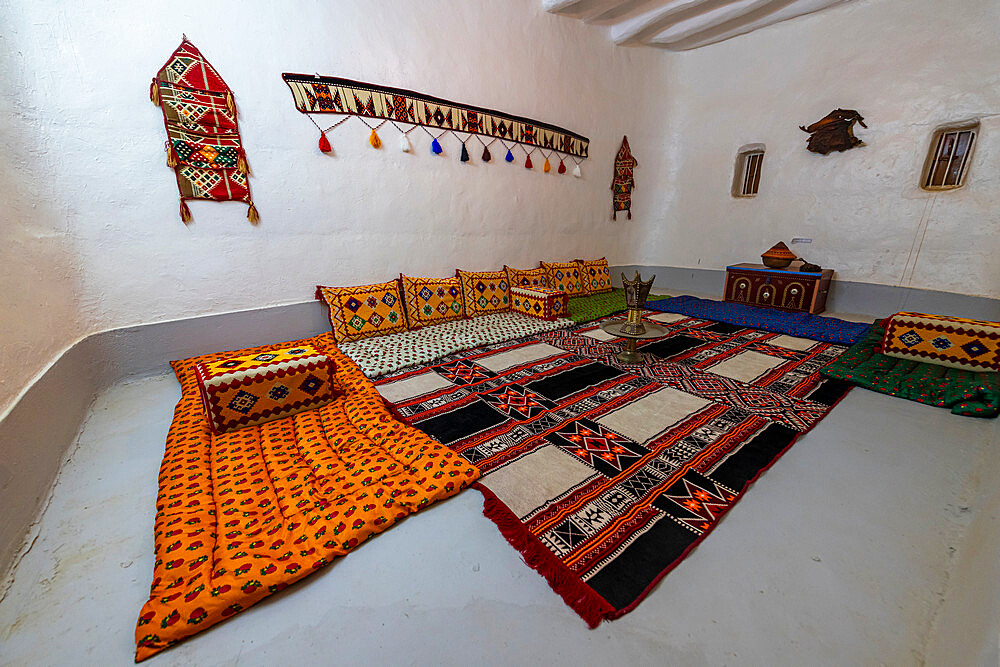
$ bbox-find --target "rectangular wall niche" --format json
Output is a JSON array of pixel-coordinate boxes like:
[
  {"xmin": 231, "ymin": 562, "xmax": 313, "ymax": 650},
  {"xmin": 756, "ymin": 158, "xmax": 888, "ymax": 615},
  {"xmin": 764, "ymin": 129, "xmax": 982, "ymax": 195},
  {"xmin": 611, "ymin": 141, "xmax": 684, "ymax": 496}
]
[
  {"xmin": 922, "ymin": 122, "xmax": 978, "ymax": 190},
  {"xmin": 732, "ymin": 143, "xmax": 765, "ymax": 197}
]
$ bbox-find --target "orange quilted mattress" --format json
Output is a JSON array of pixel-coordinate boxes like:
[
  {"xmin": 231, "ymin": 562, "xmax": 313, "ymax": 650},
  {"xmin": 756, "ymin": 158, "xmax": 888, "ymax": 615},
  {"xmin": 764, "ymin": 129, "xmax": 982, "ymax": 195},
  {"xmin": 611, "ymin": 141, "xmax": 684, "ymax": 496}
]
[{"xmin": 135, "ymin": 333, "xmax": 480, "ymax": 661}]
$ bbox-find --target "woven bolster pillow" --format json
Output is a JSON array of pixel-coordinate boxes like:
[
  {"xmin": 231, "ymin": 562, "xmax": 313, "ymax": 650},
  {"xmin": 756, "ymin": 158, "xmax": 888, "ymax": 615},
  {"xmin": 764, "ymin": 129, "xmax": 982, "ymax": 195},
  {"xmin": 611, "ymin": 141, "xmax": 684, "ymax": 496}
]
[
  {"xmin": 881, "ymin": 312, "xmax": 1000, "ymax": 372},
  {"xmin": 195, "ymin": 343, "xmax": 336, "ymax": 434},
  {"xmin": 511, "ymin": 286, "xmax": 566, "ymax": 321}
]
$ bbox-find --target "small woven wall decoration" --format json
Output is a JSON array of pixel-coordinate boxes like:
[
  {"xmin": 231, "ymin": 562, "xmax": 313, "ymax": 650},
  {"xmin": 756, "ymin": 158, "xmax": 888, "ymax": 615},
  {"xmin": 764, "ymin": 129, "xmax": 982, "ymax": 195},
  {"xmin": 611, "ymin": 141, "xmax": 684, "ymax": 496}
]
[
  {"xmin": 281, "ymin": 73, "xmax": 589, "ymax": 175},
  {"xmin": 612, "ymin": 135, "xmax": 637, "ymax": 220},
  {"xmin": 150, "ymin": 37, "xmax": 258, "ymax": 223}
]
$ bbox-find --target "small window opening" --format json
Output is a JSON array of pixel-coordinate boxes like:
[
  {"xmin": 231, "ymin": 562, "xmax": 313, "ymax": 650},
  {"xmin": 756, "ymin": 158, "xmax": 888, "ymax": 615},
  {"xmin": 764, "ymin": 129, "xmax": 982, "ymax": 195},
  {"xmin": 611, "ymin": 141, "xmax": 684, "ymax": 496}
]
[
  {"xmin": 922, "ymin": 122, "xmax": 978, "ymax": 190},
  {"xmin": 732, "ymin": 144, "xmax": 765, "ymax": 198}
]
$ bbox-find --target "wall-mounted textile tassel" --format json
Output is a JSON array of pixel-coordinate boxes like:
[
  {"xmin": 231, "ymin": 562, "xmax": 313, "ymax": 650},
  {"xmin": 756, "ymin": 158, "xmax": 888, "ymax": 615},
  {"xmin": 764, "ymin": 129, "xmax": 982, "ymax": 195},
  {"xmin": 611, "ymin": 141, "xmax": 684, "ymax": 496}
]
[
  {"xmin": 627, "ymin": 210, "xmax": 632, "ymax": 220},
  {"xmin": 431, "ymin": 137, "xmax": 443, "ymax": 154},
  {"xmin": 525, "ymin": 154, "xmax": 533, "ymax": 169},
  {"xmin": 482, "ymin": 145, "xmax": 491, "ymax": 162},
  {"xmin": 399, "ymin": 133, "xmax": 410, "ymax": 152},
  {"xmin": 558, "ymin": 159, "xmax": 566, "ymax": 174},
  {"xmin": 505, "ymin": 149, "xmax": 514, "ymax": 162},
  {"xmin": 237, "ymin": 152, "xmax": 251, "ymax": 176},
  {"xmin": 179, "ymin": 199, "xmax": 192, "ymax": 223},
  {"xmin": 543, "ymin": 158, "xmax": 551, "ymax": 173},
  {"xmin": 247, "ymin": 203, "xmax": 260, "ymax": 223},
  {"xmin": 460, "ymin": 142, "xmax": 470, "ymax": 162},
  {"xmin": 318, "ymin": 131, "xmax": 332, "ymax": 153},
  {"xmin": 225, "ymin": 90, "xmax": 237, "ymax": 118},
  {"xmin": 149, "ymin": 80, "xmax": 160, "ymax": 106},
  {"xmin": 165, "ymin": 142, "xmax": 178, "ymax": 168},
  {"xmin": 369, "ymin": 129, "xmax": 382, "ymax": 149},
  {"xmin": 572, "ymin": 163, "xmax": 582, "ymax": 178}
]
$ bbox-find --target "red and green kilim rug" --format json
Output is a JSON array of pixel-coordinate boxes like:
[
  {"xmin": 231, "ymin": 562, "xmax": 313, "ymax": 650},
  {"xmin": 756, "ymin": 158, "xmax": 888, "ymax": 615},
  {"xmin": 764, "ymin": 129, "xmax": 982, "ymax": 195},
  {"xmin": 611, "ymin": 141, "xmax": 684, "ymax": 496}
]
[{"xmin": 376, "ymin": 311, "xmax": 852, "ymax": 624}]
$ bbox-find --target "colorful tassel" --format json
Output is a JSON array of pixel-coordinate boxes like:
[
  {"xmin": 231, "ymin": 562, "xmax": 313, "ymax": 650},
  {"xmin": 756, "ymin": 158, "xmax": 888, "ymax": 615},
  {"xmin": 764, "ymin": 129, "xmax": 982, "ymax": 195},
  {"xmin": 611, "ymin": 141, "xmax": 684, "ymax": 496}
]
[
  {"xmin": 525, "ymin": 154, "xmax": 533, "ymax": 169},
  {"xmin": 558, "ymin": 159, "xmax": 566, "ymax": 174},
  {"xmin": 179, "ymin": 199, "xmax": 192, "ymax": 223},
  {"xmin": 247, "ymin": 203, "xmax": 259, "ymax": 223},
  {"xmin": 431, "ymin": 137, "xmax": 442, "ymax": 154},
  {"xmin": 225, "ymin": 90, "xmax": 237, "ymax": 118},
  {"xmin": 399, "ymin": 133, "xmax": 410, "ymax": 152},
  {"xmin": 318, "ymin": 131, "xmax": 332, "ymax": 153},
  {"xmin": 543, "ymin": 158, "xmax": 551, "ymax": 173},
  {"xmin": 460, "ymin": 142, "xmax": 470, "ymax": 162},
  {"xmin": 505, "ymin": 148, "xmax": 514, "ymax": 162},
  {"xmin": 165, "ymin": 142, "xmax": 178, "ymax": 168},
  {"xmin": 482, "ymin": 145, "xmax": 492, "ymax": 162},
  {"xmin": 149, "ymin": 80, "xmax": 160, "ymax": 106},
  {"xmin": 572, "ymin": 163, "xmax": 582, "ymax": 178},
  {"xmin": 237, "ymin": 152, "xmax": 251, "ymax": 176},
  {"xmin": 369, "ymin": 129, "xmax": 382, "ymax": 149}
]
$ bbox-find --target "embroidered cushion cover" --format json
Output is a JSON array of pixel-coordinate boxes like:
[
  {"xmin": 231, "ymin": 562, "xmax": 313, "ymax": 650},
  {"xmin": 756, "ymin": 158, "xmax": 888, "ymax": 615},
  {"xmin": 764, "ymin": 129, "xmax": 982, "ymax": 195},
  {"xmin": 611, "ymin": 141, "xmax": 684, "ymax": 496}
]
[
  {"xmin": 316, "ymin": 281, "xmax": 409, "ymax": 343},
  {"xmin": 195, "ymin": 344, "xmax": 335, "ymax": 434},
  {"xmin": 401, "ymin": 274, "xmax": 466, "ymax": 329},
  {"xmin": 541, "ymin": 261, "xmax": 586, "ymax": 296},
  {"xmin": 457, "ymin": 269, "xmax": 511, "ymax": 317},
  {"xmin": 505, "ymin": 265, "xmax": 547, "ymax": 288},
  {"xmin": 510, "ymin": 286, "xmax": 567, "ymax": 321},
  {"xmin": 574, "ymin": 257, "xmax": 613, "ymax": 295},
  {"xmin": 882, "ymin": 312, "xmax": 1000, "ymax": 372}
]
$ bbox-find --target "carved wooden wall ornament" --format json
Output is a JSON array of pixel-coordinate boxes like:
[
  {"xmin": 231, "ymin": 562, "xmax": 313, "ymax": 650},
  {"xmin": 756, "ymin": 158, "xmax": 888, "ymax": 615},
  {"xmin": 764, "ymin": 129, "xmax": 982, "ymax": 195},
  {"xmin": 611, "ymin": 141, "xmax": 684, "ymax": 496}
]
[{"xmin": 799, "ymin": 108, "xmax": 866, "ymax": 154}]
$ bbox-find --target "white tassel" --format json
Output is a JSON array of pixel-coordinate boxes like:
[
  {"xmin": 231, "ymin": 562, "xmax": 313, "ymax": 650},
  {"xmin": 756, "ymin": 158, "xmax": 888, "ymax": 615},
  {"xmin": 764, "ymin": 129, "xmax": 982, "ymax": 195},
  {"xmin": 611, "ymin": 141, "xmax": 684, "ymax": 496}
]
[
  {"xmin": 572, "ymin": 163, "xmax": 582, "ymax": 178},
  {"xmin": 399, "ymin": 133, "xmax": 410, "ymax": 152}
]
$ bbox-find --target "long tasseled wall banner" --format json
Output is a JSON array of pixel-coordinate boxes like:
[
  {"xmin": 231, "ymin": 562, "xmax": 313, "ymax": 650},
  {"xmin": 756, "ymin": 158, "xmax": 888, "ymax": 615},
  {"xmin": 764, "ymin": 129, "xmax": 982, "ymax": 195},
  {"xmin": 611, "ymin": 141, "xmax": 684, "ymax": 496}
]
[
  {"xmin": 151, "ymin": 37, "xmax": 258, "ymax": 223},
  {"xmin": 282, "ymin": 73, "xmax": 589, "ymax": 175}
]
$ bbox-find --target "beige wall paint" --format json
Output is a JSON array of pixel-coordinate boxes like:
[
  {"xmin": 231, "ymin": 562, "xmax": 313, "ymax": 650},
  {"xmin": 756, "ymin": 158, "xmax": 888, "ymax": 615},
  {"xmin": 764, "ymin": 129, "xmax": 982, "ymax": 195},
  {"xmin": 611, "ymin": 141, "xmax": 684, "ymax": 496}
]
[
  {"xmin": 628, "ymin": 0, "xmax": 1000, "ymax": 300},
  {"xmin": 0, "ymin": 0, "xmax": 669, "ymax": 415}
]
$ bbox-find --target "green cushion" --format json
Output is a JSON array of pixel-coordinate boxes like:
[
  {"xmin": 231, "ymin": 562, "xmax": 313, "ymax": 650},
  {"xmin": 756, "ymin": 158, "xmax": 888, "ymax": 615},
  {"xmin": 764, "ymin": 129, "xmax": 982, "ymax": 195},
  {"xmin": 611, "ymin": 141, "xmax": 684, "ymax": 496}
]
[
  {"xmin": 566, "ymin": 289, "xmax": 669, "ymax": 324},
  {"xmin": 821, "ymin": 320, "xmax": 1000, "ymax": 418}
]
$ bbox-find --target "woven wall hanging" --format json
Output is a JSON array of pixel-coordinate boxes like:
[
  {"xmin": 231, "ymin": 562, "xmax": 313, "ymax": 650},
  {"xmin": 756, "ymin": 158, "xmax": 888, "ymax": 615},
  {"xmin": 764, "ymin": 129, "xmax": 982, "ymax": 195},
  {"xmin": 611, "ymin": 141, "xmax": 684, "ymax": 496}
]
[
  {"xmin": 151, "ymin": 37, "xmax": 258, "ymax": 223},
  {"xmin": 281, "ymin": 73, "xmax": 589, "ymax": 176},
  {"xmin": 612, "ymin": 135, "xmax": 637, "ymax": 220}
]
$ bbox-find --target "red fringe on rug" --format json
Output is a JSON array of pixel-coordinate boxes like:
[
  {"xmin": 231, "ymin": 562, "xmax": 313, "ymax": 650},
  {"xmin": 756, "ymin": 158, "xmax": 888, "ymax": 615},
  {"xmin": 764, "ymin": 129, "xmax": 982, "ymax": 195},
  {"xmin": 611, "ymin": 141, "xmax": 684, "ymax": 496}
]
[{"xmin": 474, "ymin": 483, "xmax": 615, "ymax": 627}]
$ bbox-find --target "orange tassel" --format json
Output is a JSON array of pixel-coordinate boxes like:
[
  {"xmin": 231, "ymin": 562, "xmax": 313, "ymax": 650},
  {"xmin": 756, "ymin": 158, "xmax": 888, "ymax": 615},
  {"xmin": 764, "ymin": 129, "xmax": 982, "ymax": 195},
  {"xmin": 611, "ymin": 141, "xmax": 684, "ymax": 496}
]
[
  {"xmin": 149, "ymin": 80, "xmax": 160, "ymax": 106},
  {"xmin": 237, "ymin": 153, "xmax": 251, "ymax": 176},
  {"xmin": 543, "ymin": 158, "xmax": 551, "ymax": 173},
  {"xmin": 180, "ymin": 200, "xmax": 192, "ymax": 223},
  {"xmin": 369, "ymin": 129, "xmax": 382, "ymax": 149},
  {"xmin": 247, "ymin": 203, "xmax": 259, "ymax": 223},
  {"xmin": 166, "ymin": 143, "xmax": 178, "ymax": 168},
  {"xmin": 225, "ymin": 90, "xmax": 237, "ymax": 118}
]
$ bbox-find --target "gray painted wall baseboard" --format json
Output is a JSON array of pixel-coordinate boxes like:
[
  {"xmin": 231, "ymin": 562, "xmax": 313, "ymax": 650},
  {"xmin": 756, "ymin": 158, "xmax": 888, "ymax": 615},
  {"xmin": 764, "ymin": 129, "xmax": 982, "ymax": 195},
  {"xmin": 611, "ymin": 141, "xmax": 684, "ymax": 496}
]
[{"xmin": 2, "ymin": 269, "xmax": 997, "ymax": 581}]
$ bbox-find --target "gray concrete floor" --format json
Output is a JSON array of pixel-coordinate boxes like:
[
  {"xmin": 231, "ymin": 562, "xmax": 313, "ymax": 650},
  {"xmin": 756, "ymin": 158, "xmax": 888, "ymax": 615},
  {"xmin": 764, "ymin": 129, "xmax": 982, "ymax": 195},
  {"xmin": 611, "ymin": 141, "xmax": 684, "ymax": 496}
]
[{"xmin": 1, "ymin": 348, "xmax": 998, "ymax": 665}]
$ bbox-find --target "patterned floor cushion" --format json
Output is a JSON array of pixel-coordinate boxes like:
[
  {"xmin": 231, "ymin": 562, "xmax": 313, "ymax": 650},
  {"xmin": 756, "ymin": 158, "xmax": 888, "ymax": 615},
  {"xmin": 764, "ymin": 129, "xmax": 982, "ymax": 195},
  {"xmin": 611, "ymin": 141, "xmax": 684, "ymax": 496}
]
[
  {"xmin": 882, "ymin": 312, "xmax": 999, "ymax": 372},
  {"xmin": 339, "ymin": 312, "xmax": 573, "ymax": 378},
  {"xmin": 457, "ymin": 269, "xmax": 511, "ymax": 317},
  {"xmin": 505, "ymin": 265, "xmax": 547, "ymax": 288},
  {"xmin": 566, "ymin": 289, "xmax": 669, "ymax": 324},
  {"xmin": 316, "ymin": 281, "xmax": 409, "ymax": 343},
  {"xmin": 574, "ymin": 257, "xmax": 613, "ymax": 294},
  {"xmin": 400, "ymin": 274, "xmax": 466, "ymax": 329}
]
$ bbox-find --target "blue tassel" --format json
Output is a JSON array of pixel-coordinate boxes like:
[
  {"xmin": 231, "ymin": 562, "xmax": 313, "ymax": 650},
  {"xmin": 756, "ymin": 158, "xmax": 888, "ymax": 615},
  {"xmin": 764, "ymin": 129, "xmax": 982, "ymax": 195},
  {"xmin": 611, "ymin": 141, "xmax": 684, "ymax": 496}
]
[
  {"xmin": 505, "ymin": 148, "xmax": 514, "ymax": 162},
  {"xmin": 431, "ymin": 138, "xmax": 442, "ymax": 154}
]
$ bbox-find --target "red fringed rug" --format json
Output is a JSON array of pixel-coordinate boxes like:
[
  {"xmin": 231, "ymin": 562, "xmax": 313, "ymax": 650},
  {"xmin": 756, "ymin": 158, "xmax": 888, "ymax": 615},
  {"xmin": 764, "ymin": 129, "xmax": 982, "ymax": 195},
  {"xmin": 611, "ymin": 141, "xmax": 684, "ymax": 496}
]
[{"xmin": 376, "ymin": 312, "xmax": 852, "ymax": 624}]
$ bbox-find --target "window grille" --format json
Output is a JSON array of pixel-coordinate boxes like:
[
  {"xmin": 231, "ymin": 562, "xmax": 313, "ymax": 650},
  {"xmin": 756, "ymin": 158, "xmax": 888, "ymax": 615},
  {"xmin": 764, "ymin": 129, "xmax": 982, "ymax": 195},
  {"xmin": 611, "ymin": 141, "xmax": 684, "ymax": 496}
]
[
  {"xmin": 923, "ymin": 124, "xmax": 977, "ymax": 190},
  {"xmin": 732, "ymin": 146, "xmax": 764, "ymax": 197}
]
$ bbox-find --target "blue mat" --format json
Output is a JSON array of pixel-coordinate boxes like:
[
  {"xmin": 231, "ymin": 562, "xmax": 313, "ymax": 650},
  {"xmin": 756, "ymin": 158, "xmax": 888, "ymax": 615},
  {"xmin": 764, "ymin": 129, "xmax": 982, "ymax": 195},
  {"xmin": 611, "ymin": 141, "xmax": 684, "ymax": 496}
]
[{"xmin": 645, "ymin": 295, "xmax": 871, "ymax": 345}]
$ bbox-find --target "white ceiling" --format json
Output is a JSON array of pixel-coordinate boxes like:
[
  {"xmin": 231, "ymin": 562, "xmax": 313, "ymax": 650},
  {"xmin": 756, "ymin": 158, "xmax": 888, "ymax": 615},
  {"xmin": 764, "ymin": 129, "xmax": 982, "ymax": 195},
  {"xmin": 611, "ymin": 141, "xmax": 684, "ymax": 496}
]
[{"xmin": 543, "ymin": 0, "xmax": 854, "ymax": 50}]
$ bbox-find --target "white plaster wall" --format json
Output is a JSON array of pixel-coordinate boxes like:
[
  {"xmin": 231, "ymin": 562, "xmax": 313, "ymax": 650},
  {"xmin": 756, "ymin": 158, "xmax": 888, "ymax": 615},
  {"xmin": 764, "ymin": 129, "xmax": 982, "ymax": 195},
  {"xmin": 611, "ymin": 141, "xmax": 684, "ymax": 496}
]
[
  {"xmin": 629, "ymin": 0, "xmax": 1000, "ymax": 299},
  {"xmin": 0, "ymin": 0, "xmax": 669, "ymax": 415}
]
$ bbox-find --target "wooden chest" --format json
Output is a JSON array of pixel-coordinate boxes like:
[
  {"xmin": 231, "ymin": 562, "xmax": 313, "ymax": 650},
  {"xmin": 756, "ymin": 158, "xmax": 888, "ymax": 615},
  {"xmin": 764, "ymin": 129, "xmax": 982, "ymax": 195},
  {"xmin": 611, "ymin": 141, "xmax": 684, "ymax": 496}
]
[{"xmin": 724, "ymin": 263, "xmax": 833, "ymax": 314}]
